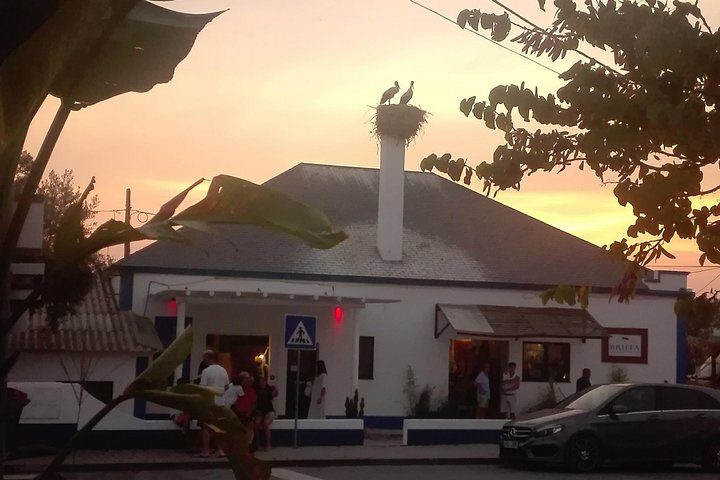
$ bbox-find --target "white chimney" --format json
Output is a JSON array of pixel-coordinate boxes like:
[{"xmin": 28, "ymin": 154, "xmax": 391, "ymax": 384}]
[{"xmin": 377, "ymin": 134, "xmax": 405, "ymax": 261}]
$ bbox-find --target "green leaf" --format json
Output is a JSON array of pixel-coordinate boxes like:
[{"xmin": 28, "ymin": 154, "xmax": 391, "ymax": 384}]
[
  {"xmin": 0, "ymin": 0, "xmax": 136, "ymax": 159},
  {"xmin": 126, "ymin": 326, "xmax": 194, "ymax": 393},
  {"xmin": 468, "ymin": 10, "xmax": 481, "ymax": 31},
  {"xmin": 457, "ymin": 9, "xmax": 470, "ymax": 29},
  {"xmin": 51, "ymin": 2, "xmax": 225, "ymax": 108},
  {"xmin": 459, "ymin": 96, "xmax": 476, "ymax": 117},
  {"xmin": 420, "ymin": 153, "xmax": 438, "ymax": 172},
  {"xmin": 135, "ymin": 385, "xmax": 267, "ymax": 479},
  {"xmin": 172, "ymin": 175, "xmax": 348, "ymax": 250},
  {"xmin": 488, "ymin": 85, "xmax": 507, "ymax": 108},
  {"xmin": 491, "ymin": 13, "xmax": 512, "ymax": 42},
  {"xmin": 472, "ymin": 101, "xmax": 486, "ymax": 120}
]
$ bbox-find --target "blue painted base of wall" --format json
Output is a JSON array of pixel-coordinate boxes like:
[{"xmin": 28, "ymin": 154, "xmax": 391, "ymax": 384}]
[
  {"xmin": 11, "ymin": 424, "xmax": 77, "ymax": 451},
  {"xmin": 362, "ymin": 416, "xmax": 405, "ymax": 429},
  {"xmin": 271, "ymin": 429, "xmax": 363, "ymax": 446},
  {"xmin": 406, "ymin": 429, "xmax": 501, "ymax": 445},
  {"xmin": 14, "ymin": 425, "xmax": 185, "ymax": 450},
  {"xmin": 15, "ymin": 425, "xmax": 362, "ymax": 449}
]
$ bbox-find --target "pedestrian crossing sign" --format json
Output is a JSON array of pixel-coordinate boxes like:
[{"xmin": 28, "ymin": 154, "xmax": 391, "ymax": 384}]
[{"xmin": 285, "ymin": 314, "xmax": 317, "ymax": 350}]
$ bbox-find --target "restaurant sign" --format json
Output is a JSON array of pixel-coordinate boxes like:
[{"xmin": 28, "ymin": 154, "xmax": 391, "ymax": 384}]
[{"xmin": 602, "ymin": 328, "xmax": 648, "ymax": 364}]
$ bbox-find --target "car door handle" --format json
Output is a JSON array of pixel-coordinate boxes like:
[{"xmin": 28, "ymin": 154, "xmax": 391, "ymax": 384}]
[
  {"xmin": 696, "ymin": 413, "xmax": 706, "ymax": 419},
  {"xmin": 647, "ymin": 414, "xmax": 660, "ymax": 421}
]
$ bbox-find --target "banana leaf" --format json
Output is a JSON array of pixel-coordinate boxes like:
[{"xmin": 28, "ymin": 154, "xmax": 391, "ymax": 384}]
[
  {"xmin": 52, "ymin": 1, "xmax": 224, "ymax": 107},
  {"xmin": 60, "ymin": 175, "xmax": 346, "ymax": 265},
  {"xmin": 125, "ymin": 326, "xmax": 193, "ymax": 393}
]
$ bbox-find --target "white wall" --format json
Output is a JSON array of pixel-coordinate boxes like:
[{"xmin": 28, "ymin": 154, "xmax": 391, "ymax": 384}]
[
  {"xmin": 9, "ymin": 352, "xmax": 138, "ymax": 414},
  {"xmin": 129, "ymin": 273, "xmax": 681, "ymax": 419}
]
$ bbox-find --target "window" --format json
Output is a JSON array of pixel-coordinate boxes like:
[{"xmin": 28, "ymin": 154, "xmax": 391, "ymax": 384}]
[
  {"xmin": 522, "ymin": 342, "xmax": 570, "ymax": 382},
  {"xmin": 358, "ymin": 336, "xmax": 374, "ymax": 380},
  {"xmin": 610, "ymin": 386, "xmax": 656, "ymax": 413},
  {"xmin": 60, "ymin": 381, "xmax": 114, "ymax": 404},
  {"xmin": 658, "ymin": 386, "xmax": 720, "ymax": 410}
]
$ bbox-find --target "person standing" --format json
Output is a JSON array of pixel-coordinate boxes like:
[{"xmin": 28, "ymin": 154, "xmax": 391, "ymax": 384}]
[
  {"xmin": 254, "ymin": 377, "xmax": 278, "ymax": 451},
  {"xmin": 233, "ymin": 372, "xmax": 257, "ymax": 418},
  {"xmin": 198, "ymin": 350, "xmax": 229, "ymax": 457},
  {"xmin": 308, "ymin": 360, "xmax": 328, "ymax": 419},
  {"xmin": 223, "ymin": 374, "xmax": 245, "ymax": 411},
  {"xmin": 474, "ymin": 362, "xmax": 491, "ymax": 419},
  {"xmin": 501, "ymin": 362, "xmax": 520, "ymax": 419},
  {"xmin": 576, "ymin": 368, "xmax": 592, "ymax": 392}
]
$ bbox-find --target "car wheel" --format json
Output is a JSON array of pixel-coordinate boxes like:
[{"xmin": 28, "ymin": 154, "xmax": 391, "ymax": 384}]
[
  {"xmin": 565, "ymin": 435, "xmax": 602, "ymax": 473},
  {"xmin": 702, "ymin": 438, "xmax": 720, "ymax": 472}
]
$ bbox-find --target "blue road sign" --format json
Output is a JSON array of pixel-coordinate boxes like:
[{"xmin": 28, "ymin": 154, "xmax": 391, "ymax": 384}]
[{"xmin": 285, "ymin": 314, "xmax": 317, "ymax": 350}]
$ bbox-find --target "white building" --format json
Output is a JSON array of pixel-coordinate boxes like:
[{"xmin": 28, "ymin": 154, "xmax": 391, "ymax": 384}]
[
  {"xmin": 116, "ymin": 140, "xmax": 689, "ymax": 427},
  {"xmin": 9, "ymin": 275, "xmax": 162, "ymax": 416}
]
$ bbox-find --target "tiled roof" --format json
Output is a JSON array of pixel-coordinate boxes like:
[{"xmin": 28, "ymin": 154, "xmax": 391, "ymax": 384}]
[
  {"xmin": 117, "ymin": 163, "xmax": 640, "ymax": 290},
  {"xmin": 9, "ymin": 276, "xmax": 162, "ymax": 354}
]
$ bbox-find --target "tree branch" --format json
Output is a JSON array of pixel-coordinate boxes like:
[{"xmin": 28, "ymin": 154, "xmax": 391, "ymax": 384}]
[
  {"xmin": 699, "ymin": 184, "xmax": 720, "ymax": 196},
  {"xmin": 0, "ymin": 103, "xmax": 71, "ymax": 285},
  {"xmin": 0, "ymin": 287, "xmax": 42, "ymax": 339}
]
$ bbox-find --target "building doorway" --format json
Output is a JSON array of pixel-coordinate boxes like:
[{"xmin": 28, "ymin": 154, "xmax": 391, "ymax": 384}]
[
  {"xmin": 205, "ymin": 334, "xmax": 270, "ymax": 381},
  {"xmin": 284, "ymin": 349, "xmax": 317, "ymax": 419},
  {"xmin": 449, "ymin": 339, "xmax": 509, "ymax": 418}
]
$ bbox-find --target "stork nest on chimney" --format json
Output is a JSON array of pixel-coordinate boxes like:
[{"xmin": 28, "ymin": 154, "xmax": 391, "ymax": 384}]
[{"xmin": 373, "ymin": 104, "xmax": 428, "ymax": 144}]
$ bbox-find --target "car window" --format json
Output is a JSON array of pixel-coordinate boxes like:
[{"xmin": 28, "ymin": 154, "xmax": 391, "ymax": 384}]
[
  {"xmin": 557, "ymin": 385, "xmax": 625, "ymax": 411},
  {"xmin": 611, "ymin": 386, "xmax": 656, "ymax": 413},
  {"xmin": 658, "ymin": 386, "xmax": 720, "ymax": 410}
]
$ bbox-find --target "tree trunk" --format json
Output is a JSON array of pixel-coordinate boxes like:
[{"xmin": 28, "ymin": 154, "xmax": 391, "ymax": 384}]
[{"xmin": 0, "ymin": 136, "xmax": 26, "ymax": 478}]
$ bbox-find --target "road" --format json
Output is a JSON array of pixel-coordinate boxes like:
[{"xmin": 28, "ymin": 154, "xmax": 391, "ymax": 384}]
[{"xmin": 61, "ymin": 465, "xmax": 719, "ymax": 480}]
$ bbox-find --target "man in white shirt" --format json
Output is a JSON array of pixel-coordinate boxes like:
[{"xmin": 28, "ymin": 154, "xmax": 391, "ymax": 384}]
[
  {"xmin": 501, "ymin": 362, "xmax": 521, "ymax": 419},
  {"xmin": 198, "ymin": 349, "xmax": 229, "ymax": 457},
  {"xmin": 474, "ymin": 362, "xmax": 491, "ymax": 419}
]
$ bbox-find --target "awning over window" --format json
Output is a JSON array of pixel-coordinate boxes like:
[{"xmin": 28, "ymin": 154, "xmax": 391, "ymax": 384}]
[{"xmin": 435, "ymin": 304, "xmax": 606, "ymax": 339}]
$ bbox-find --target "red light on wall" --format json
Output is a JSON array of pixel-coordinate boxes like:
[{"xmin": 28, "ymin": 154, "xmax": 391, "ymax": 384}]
[
  {"xmin": 334, "ymin": 306, "xmax": 343, "ymax": 323},
  {"xmin": 167, "ymin": 297, "xmax": 177, "ymax": 315}
]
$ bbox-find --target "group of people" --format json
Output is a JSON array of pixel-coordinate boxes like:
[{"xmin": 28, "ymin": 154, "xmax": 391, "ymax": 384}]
[
  {"xmin": 188, "ymin": 350, "xmax": 330, "ymax": 456},
  {"xmin": 473, "ymin": 361, "xmax": 520, "ymax": 419},
  {"xmin": 473, "ymin": 362, "xmax": 594, "ymax": 419},
  {"xmin": 196, "ymin": 349, "xmax": 278, "ymax": 456}
]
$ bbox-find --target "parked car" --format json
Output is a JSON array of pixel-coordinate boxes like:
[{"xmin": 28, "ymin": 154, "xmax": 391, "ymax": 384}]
[{"xmin": 500, "ymin": 383, "xmax": 720, "ymax": 472}]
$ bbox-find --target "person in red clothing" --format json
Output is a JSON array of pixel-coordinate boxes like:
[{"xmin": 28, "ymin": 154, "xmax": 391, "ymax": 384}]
[
  {"xmin": 231, "ymin": 372, "xmax": 258, "ymax": 450},
  {"xmin": 233, "ymin": 371, "xmax": 257, "ymax": 417}
]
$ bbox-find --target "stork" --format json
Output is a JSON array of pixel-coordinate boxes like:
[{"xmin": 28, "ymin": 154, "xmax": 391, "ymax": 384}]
[
  {"xmin": 380, "ymin": 81, "xmax": 400, "ymax": 105},
  {"xmin": 399, "ymin": 81, "xmax": 414, "ymax": 105}
]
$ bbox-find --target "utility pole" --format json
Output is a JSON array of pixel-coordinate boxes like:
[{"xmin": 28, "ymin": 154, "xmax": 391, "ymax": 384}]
[{"xmin": 124, "ymin": 188, "xmax": 131, "ymax": 258}]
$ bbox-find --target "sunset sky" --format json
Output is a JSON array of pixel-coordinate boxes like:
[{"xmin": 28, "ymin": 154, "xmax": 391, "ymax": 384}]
[{"xmin": 22, "ymin": 0, "xmax": 720, "ymax": 292}]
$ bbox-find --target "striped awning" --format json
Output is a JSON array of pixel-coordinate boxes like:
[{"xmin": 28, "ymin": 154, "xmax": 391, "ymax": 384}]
[{"xmin": 436, "ymin": 304, "xmax": 606, "ymax": 339}]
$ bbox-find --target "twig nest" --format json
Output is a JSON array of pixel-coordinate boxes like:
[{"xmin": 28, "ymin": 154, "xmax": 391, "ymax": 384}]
[{"xmin": 373, "ymin": 104, "xmax": 428, "ymax": 144}]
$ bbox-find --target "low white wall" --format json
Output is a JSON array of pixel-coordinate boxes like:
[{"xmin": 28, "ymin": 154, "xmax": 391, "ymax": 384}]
[
  {"xmin": 10, "ymin": 381, "xmax": 176, "ymax": 431},
  {"xmin": 9, "ymin": 353, "xmax": 138, "ymax": 415}
]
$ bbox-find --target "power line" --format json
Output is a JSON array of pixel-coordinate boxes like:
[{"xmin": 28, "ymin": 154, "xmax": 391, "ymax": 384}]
[
  {"xmin": 95, "ymin": 208, "xmax": 154, "ymax": 215},
  {"xmin": 698, "ymin": 270, "xmax": 720, "ymax": 293},
  {"xmin": 408, "ymin": 0, "xmax": 562, "ymax": 76}
]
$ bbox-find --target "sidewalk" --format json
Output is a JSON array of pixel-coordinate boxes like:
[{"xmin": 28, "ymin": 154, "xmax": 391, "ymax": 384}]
[{"xmin": 5, "ymin": 444, "xmax": 500, "ymax": 473}]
